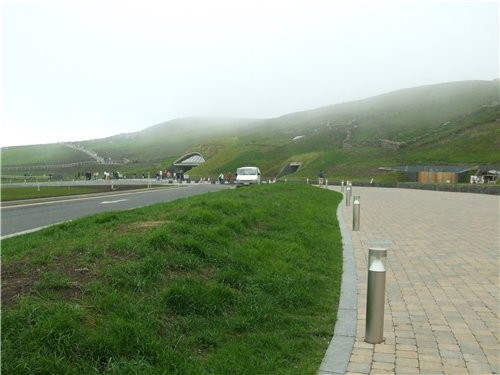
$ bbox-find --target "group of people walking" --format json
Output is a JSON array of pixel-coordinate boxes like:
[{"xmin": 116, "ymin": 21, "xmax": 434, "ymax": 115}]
[
  {"xmin": 156, "ymin": 170, "xmax": 184, "ymax": 182},
  {"xmin": 217, "ymin": 172, "xmax": 233, "ymax": 184}
]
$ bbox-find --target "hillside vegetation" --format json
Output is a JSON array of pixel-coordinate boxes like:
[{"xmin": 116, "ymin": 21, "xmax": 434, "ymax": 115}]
[{"xmin": 2, "ymin": 80, "xmax": 499, "ymax": 181}]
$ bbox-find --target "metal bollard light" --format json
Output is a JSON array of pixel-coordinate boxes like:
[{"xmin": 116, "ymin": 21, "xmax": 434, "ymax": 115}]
[
  {"xmin": 345, "ymin": 186, "xmax": 351, "ymax": 206},
  {"xmin": 365, "ymin": 247, "xmax": 387, "ymax": 344},
  {"xmin": 341, "ymin": 180, "xmax": 344, "ymax": 193},
  {"xmin": 353, "ymin": 196, "xmax": 360, "ymax": 231}
]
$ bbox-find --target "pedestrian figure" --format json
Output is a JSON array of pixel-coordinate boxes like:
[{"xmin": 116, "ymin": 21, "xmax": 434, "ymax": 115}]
[{"xmin": 318, "ymin": 170, "xmax": 324, "ymax": 185}]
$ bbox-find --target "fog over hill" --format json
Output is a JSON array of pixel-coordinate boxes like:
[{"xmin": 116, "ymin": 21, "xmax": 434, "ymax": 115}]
[{"xmin": 2, "ymin": 80, "xmax": 499, "ymax": 181}]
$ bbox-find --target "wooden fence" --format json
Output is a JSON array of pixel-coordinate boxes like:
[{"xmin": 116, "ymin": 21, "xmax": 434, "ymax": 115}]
[{"xmin": 418, "ymin": 171, "xmax": 457, "ymax": 183}]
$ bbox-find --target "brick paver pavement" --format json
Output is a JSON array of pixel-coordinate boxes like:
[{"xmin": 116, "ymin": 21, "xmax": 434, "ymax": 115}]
[{"xmin": 336, "ymin": 187, "xmax": 498, "ymax": 374}]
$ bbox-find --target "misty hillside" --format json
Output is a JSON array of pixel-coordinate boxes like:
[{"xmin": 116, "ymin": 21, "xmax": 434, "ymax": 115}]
[
  {"xmin": 2, "ymin": 80, "xmax": 499, "ymax": 181},
  {"xmin": 78, "ymin": 117, "xmax": 263, "ymax": 164}
]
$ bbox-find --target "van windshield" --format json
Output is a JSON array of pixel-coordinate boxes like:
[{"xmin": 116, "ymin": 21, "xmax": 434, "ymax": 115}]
[{"xmin": 237, "ymin": 168, "xmax": 258, "ymax": 175}]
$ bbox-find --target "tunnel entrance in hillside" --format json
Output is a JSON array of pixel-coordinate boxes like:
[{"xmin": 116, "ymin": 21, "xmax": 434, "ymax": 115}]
[
  {"xmin": 170, "ymin": 152, "xmax": 206, "ymax": 173},
  {"xmin": 277, "ymin": 162, "xmax": 302, "ymax": 178}
]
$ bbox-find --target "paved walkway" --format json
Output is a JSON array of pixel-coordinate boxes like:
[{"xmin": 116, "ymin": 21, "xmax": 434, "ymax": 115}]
[{"xmin": 320, "ymin": 186, "xmax": 499, "ymax": 374}]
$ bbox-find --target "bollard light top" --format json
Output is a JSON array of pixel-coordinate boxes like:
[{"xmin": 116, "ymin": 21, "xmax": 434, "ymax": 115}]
[
  {"xmin": 369, "ymin": 247, "xmax": 387, "ymax": 257},
  {"xmin": 368, "ymin": 248, "xmax": 387, "ymax": 269},
  {"xmin": 364, "ymin": 239, "xmax": 392, "ymax": 248}
]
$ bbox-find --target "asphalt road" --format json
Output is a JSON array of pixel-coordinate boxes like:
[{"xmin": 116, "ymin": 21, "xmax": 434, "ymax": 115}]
[{"xmin": 1, "ymin": 184, "xmax": 231, "ymax": 238}]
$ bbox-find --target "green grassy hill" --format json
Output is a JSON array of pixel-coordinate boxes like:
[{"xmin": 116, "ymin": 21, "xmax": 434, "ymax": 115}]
[
  {"xmin": 188, "ymin": 80, "xmax": 500, "ymax": 180},
  {"xmin": 78, "ymin": 118, "xmax": 260, "ymax": 164},
  {"xmin": 1, "ymin": 144, "xmax": 94, "ymax": 167},
  {"xmin": 2, "ymin": 80, "xmax": 499, "ymax": 181}
]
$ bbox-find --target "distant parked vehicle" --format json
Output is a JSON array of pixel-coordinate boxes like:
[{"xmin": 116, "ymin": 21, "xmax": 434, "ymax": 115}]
[{"xmin": 235, "ymin": 166, "xmax": 261, "ymax": 186}]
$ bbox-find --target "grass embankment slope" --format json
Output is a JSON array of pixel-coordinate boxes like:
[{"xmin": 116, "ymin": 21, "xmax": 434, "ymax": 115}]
[
  {"xmin": 2, "ymin": 80, "xmax": 499, "ymax": 180},
  {"xmin": 1, "ymin": 144, "xmax": 92, "ymax": 167},
  {"xmin": 2, "ymin": 184, "xmax": 343, "ymax": 374}
]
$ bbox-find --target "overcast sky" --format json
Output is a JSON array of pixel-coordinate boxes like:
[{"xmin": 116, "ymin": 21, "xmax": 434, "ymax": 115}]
[{"xmin": 1, "ymin": 0, "xmax": 498, "ymax": 147}]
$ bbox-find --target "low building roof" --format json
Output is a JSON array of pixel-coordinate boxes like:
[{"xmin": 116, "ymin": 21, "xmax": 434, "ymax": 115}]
[{"xmin": 379, "ymin": 165, "xmax": 476, "ymax": 173}]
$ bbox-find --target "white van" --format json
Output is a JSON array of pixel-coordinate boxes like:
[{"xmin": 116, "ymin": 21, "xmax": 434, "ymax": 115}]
[{"xmin": 235, "ymin": 166, "xmax": 261, "ymax": 186}]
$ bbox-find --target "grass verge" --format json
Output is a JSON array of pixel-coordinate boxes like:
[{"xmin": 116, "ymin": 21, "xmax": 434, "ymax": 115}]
[
  {"xmin": 1, "ymin": 185, "xmax": 169, "ymax": 202},
  {"xmin": 2, "ymin": 183, "xmax": 343, "ymax": 374}
]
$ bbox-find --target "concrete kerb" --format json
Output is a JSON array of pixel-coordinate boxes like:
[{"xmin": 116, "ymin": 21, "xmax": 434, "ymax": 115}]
[{"xmin": 318, "ymin": 188, "xmax": 358, "ymax": 374}]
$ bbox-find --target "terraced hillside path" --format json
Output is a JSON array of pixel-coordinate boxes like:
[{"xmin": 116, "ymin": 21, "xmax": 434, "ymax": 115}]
[{"xmin": 62, "ymin": 142, "xmax": 104, "ymax": 164}]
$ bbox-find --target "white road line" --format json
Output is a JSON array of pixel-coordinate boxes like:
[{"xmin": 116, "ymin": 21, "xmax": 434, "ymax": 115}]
[
  {"xmin": 100, "ymin": 199, "xmax": 129, "ymax": 204},
  {"xmin": 1, "ymin": 186, "xmax": 183, "ymax": 209},
  {"xmin": 1, "ymin": 221, "xmax": 72, "ymax": 240}
]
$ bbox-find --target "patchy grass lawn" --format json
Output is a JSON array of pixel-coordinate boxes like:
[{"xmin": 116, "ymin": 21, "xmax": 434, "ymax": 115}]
[{"xmin": 2, "ymin": 183, "xmax": 343, "ymax": 374}]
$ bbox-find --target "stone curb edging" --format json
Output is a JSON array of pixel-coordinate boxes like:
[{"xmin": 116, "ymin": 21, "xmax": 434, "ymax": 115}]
[{"xmin": 318, "ymin": 193, "xmax": 358, "ymax": 374}]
